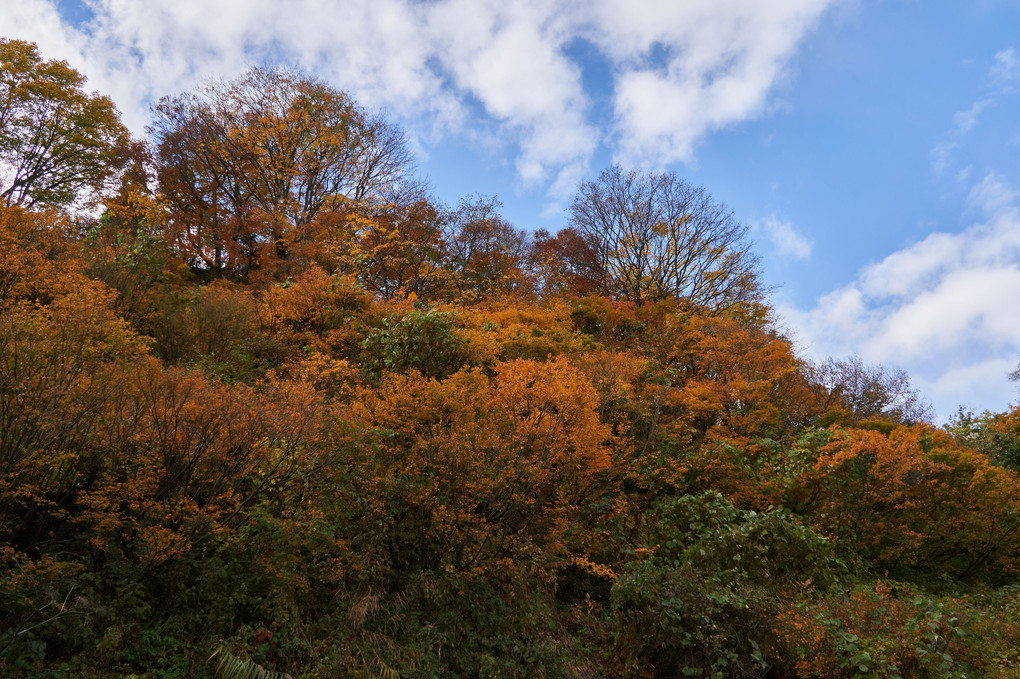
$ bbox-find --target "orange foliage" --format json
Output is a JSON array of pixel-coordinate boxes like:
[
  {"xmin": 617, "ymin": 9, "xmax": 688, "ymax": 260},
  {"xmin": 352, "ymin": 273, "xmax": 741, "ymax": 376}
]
[
  {"xmin": 792, "ymin": 425, "xmax": 1020, "ymax": 578},
  {"xmin": 1, "ymin": 208, "xmax": 148, "ymax": 555},
  {"xmin": 529, "ymin": 226, "xmax": 603, "ymax": 297},
  {"xmin": 254, "ymin": 265, "xmax": 374, "ymax": 354},
  {"xmin": 79, "ymin": 366, "xmax": 322, "ymax": 569},
  {"xmin": 343, "ymin": 200, "xmax": 449, "ymax": 300},
  {"xmin": 458, "ymin": 299, "xmax": 596, "ymax": 364},
  {"xmin": 337, "ymin": 357, "xmax": 613, "ymax": 573},
  {"xmin": 653, "ymin": 313, "xmax": 818, "ymax": 442}
]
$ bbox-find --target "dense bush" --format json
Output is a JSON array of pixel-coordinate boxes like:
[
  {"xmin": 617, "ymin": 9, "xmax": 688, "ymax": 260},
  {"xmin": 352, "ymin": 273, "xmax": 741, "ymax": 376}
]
[
  {"xmin": 612, "ymin": 492, "xmax": 840, "ymax": 677},
  {"xmin": 361, "ymin": 309, "xmax": 468, "ymax": 379}
]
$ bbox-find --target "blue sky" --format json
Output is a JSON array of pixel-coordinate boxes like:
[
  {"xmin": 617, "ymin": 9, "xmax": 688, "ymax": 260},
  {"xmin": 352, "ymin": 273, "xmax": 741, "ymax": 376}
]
[{"xmin": 3, "ymin": 0, "xmax": 1020, "ymax": 419}]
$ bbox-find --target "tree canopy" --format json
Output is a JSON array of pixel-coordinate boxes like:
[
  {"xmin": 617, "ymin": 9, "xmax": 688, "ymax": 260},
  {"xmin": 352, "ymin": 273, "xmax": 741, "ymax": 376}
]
[
  {"xmin": 570, "ymin": 165, "xmax": 763, "ymax": 310},
  {"xmin": 0, "ymin": 38, "xmax": 128, "ymax": 209},
  {"xmin": 150, "ymin": 67, "xmax": 414, "ymax": 274}
]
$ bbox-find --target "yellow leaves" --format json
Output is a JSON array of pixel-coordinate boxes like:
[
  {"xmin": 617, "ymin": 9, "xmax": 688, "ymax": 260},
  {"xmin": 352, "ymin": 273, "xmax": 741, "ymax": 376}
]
[
  {"xmin": 347, "ymin": 201, "xmax": 450, "ymax": 301},
  {"xmin": 1, "ymin": 206, "xmax": 111, "ymax": 304},
  {"xmin": 151, "ymin": 68, "xmax": 411, "ymax": 276},
  {"xmin": 0, "ymin": 546, "xmax": 84, "ymax": 625},
  {"xmin": 675, "ymin": 380, "xmax": 727, "ymax": 422},
  {"xmin": 279, "ymin": 353, "xmax": 359, "ymax": 401},
  {"xmin": 1, "ymin": 222, "xmax": 149, "ymax": 518},
  {"xmin": 254, "ymin": 265, "xmax": 372, "ymax": 353},
  {"xmin": 570, "ymin": 554, "xmax": 617, "ymax": 581},
  {"xmin": 1, "ymin": 39, "xmax": 130, "ymax": 209},
  {"xmin": 597, "ymin": 307, "xmax": 815, "ymax": 451},
  {"xmin": 27, "ymin": 358, "xmax": 326, "ymax": 570},
  {"xmin": 138, "ymin": 524, "xmax": 193, "ymax": 566}
]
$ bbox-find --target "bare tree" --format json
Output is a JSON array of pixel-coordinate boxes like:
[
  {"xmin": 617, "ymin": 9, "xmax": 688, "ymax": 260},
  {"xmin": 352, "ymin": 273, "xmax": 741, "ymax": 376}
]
[
  {"xmin": 808, "ymin": 355, "xmax": 934, "ymax": 425},
  {"xmin": 570, "ymin": 165, "xmax": 762, "ymax": 310}
]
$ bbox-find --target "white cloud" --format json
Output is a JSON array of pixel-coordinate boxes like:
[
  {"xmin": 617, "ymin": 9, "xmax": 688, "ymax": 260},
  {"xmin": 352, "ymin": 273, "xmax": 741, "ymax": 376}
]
[
  {"xmin": 0, "ymin": 0, "xmax": 835, "ymax": 198},
  {"xmin": 929, "ymin": 140, "xmax": 957, "ymax": 176},
  {"xmin": 755, "ymin": 214, "xmax": 813, "ymax": 260},
  {"xmin": 931, "ymin": 47, "xmax": 1018, "ymax": 177},
  {"xmin": 779, "ymin": 172, "xmax": 1020, "ymax": 420},
  {"xmin": 921, "ymin": 357, "xmax": 1018, "ymax": 417},
  {"xmin": 952, "ymin": 99, "xmax": 991, "ymax": 134},
  {"xmin": 991, "ymin": 47, "xmax": 1020, "ymax": 90},
  {"xmin": 589, "ymin": 0, "xmax": 832, "ymax": 166},
  {"xmin": 967, "ymin": 171, "xmax": 1019, "ymax": 215},
  {"xmin": 424, "ymin": 0, "xmax": 596, "ymax": 189},
  {"xmin": 931, "ymin": 100, "xmax": 993, "ymax": 177}
]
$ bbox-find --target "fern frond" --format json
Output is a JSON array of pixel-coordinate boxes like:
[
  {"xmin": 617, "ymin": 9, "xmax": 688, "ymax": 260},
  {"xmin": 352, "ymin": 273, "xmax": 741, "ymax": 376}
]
[{"xmin": 210, "ymin": 646, "xmax": 292, "ymax": 679}]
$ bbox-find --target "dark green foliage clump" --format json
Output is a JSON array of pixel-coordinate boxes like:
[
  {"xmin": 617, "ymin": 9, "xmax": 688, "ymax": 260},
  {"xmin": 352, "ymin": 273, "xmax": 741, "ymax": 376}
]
[
  {"xmin": 362, "ymin": 309, "xmax": 468, "ymax": 379},
  {"xmin": 612, "ymin": 492, "xmax": 841, "ymax": 677}
]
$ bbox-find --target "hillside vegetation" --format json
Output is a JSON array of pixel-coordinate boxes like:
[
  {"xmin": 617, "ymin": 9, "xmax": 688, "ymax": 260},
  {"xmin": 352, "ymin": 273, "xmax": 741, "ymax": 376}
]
[{"xmin": 3, "ymin": 38, "xmax": 1020, "ymax": 678}]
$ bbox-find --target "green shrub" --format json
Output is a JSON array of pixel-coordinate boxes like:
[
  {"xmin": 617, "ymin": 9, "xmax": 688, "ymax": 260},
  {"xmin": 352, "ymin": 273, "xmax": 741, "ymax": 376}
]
[
  {"xmin": 612, "ymin": 491, "xmax": 842, "ymax": 677},
  {"xmin": 361, "ymin": 309, "xmax": 467, "ymax": 380}
]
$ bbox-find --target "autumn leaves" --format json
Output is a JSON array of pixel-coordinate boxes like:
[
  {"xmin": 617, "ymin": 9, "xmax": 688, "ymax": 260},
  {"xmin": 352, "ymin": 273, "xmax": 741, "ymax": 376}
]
[
  {"xmin": 5, "ymin": 38, "xmax": 1020, "ymax": 677},
  {"xmin": 0, "ymin": 39, "xmax": 129, "ymax": 210}
]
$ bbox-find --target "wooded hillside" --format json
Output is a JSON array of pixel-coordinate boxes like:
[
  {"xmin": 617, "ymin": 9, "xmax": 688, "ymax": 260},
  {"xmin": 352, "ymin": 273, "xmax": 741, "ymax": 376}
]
[{"xmin": 3, "ymin": 39, "xmax": 1020, "ymax": 678}]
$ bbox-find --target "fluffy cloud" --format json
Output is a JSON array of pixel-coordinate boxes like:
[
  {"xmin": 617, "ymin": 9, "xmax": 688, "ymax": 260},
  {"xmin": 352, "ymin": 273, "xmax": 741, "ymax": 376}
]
[
  {"xmin": 794, "ymin": 44, "xmax": 1020, "ymax": 419},
  {"xmin": 780, "ymin": 172, "xmax": 1020, "ymax": 419},
  {"xmin": 590, "ymin": 0, "xmax": 831, "ymax": 166},
  {"xmin": 0, "ymin": 0, "xmax": 833, "ymax": 197},
  {"xmin": 755, "ymin": 214, "xmax": 813, "ymax": 260}
]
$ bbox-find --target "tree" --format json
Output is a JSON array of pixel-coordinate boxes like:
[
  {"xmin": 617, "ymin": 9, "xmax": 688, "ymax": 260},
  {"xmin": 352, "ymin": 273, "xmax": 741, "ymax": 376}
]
[
  {"xmin": 947, "ymin": 406, "xmax": 1020, "ymax": 473},
  {"xmin": 150, "ymin": 67, "xmax": 414, "ymax": 275},
  {"xmin": 361, "ymin": 309, "xmax": 467, "ymax": 380},
  {"xmin": 612, "ymin": 492, "xmax": 838, "ymax": 678},
  {"xmin": 346, "ymin": 199, "xmax": 448, "ymax": 300},
  {"xmin": 790, "ymin": 425, "xmax": 1020, "ymax": 581},
  {"xmin": 0, "ymin": 39, "xmax": 129, "ymax": 209},
  {"xmin": 809, "ymin": 355, "xmax": 934, "ymax": 425},
  {"xmin": 340, "ymin": 357, "xmax": 612, "ymax": 574},
  {"xmin": 444, "ymin": 195, "xmax": 530, "ymax": 301},
  {"xmin": 570, "ymin": 165, "xmax": 762, "ymax": 309},
  {"xmin": 528, "ymin": 226, "xmax": 603, "ymax": 296}
]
